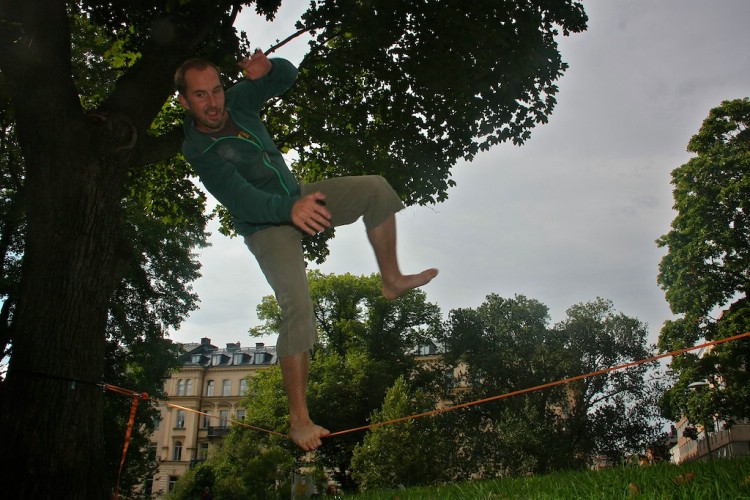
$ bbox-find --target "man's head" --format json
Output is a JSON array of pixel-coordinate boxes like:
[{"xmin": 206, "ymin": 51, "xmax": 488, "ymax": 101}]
[{"xmin": 175, "ymin": 58, "xmax": 228, "ymax": 133}]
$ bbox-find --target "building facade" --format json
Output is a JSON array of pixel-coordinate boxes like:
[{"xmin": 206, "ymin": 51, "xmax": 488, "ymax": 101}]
[
  {"xmin": 670, "ymin": 415, "xmax": 750, "ymax": 464},
  {"xmin": 148, "ymin": 338, "xmax": 277, "ymax": 496}
]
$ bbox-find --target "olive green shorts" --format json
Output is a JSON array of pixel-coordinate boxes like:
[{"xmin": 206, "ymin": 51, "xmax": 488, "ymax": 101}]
[{"xmin": 244, "ymin": 175, "xmax": 404, "ymax": 357}]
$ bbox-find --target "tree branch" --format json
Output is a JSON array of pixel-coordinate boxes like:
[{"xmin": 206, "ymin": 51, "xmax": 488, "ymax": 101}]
[
  {"xmin": 136, "ymin": 127, "xmax": 185, "ymax": 167},
  {"xmin": 99, "ymin": 4, "xmax": 235, "ymax": 132},
  {"xmin": 266, "ymin": 26, "xmax": 312, "ymax": 55}
]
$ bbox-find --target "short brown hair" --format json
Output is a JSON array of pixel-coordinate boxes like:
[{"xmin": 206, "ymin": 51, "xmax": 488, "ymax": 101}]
[{"xmin": 174, "ymin": 58, "xmax": 221, "ymax": 95}]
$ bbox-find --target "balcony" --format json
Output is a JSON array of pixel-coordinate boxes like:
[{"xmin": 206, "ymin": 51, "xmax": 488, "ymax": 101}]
[
  {"xmin": 206, "ymin": 426, "xmax": 230, "ymax": 438},
  {"xmin": 674, "ymin": 423, "xmax": 750, "ymax": 463}
]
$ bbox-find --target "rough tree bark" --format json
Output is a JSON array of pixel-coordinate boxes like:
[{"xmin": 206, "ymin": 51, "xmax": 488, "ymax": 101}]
[{"xmin": 0, "ymin": 0, "xmax": 224, "ymax": 497}]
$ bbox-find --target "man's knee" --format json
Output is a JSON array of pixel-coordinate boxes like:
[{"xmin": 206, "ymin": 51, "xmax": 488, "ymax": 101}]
[
  {"xmin": 367, "ymin": 175, "xmax": 395, "ymax": 194},
  {"xmin": 276, "ymin": 290, "xmax": 317, "ymax": 356},
  {"xmin": 362, "ymin": 175, "xmax": 403, "ymax": 229}
]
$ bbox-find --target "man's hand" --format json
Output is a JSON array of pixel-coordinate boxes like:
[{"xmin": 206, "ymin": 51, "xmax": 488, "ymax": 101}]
[
  {"xmin": 292, "ymin": 192, "xmax": 331, "ymax": 235},
  {"xmin": 238, "ymin": 49, "xmax": 272, "ymax": 80}
]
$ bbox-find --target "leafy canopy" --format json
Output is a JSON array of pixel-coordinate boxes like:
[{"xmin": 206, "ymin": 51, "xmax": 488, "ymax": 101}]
[
  {"xmin": 282, "ymin": 0, "xmax": 588, "ymax": 206},
  {"xmin": 439, "ymin": 295, "xmax": 665, "ymax": 473},
  {"xmin": 657, "ymin": 97, "xmax": 750, "ymax": 424},
  {"xmin": 249, "ymin": 271, "xmax": 443, "ymax": 490}
]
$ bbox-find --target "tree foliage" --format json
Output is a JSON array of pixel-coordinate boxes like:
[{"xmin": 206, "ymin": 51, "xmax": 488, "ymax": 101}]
[
  {"xmin": 657, "ymin": 98, "xmax": 750, "ymax": 322},
  {"xmin": 254, "ymin": 271, "xmax": 440, "ymax": 364},
  {"xmin": 438, "ymin": 295, "xmax": 665, "ymax": 475},
  {"xmin": 283, "ymin": 0, "xmax": 588, "ymax": 207},
  {"xmin": 657, "ymin": 98, "xmax": 750, "ymax": 426},
  {"xmin": 555, "ymin": 299, "xmax": 666, "ymax": 466},
  {"xmin": 175, "ymin": 287, "xmax": 664, "ymax": 493},
  {"xmin": 249, "ymin": 271, "xmax": 443, "ymax": 490},
  {"xmin": 438, "ymin": 294, "xmax": 571, "ymax": 476},
  {"xmin": 0, "ymin": 90, "xmax": 24, "ymax": 361},
  {"xmin": 350, "ymin": 376, "xmax": 453, "ymax": 491},
  {"xmin": 166, "ymin": 424, "xmax": 296, "ymax": 500},
  {"xmin": 226, "ymin": 350, "xmax": 450, "ymax": 494}
]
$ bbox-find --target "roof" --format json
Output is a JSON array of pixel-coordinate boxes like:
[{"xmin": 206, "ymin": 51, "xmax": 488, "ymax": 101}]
[{"xmin": 178, "ymin": 339, "xmax": 277, "ymax": 367}]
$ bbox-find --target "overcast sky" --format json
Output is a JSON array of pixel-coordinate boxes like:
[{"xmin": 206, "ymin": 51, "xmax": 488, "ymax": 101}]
[{"xmin": 170, "ymin": 0, "xmax": 750, "ymax": 350}]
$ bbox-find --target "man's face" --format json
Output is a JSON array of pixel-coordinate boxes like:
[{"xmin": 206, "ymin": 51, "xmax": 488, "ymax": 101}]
[{"xmin": 179, "ymin": 66, "xmax": 227, "ymax": 133}]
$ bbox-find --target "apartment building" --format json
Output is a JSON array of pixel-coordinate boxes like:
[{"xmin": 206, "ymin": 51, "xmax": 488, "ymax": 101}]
[
  {"xmin": 670, "ymin": 415, "xmax": 750, "ymax": 464},
  {"xmin": 148, "ymin": 338, "xmax": 277, "ymax": 496},
  {"xmin": 668, "ymin": 345, "xmax": 750, "ymax": 464},
  {"xmin": 147, "ymin": 339, "xmax": 457, "ymax": 495}
]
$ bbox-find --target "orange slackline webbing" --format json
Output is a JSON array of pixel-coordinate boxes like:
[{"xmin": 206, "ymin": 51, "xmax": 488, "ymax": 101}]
[
  {"xmin": 103, "ymin": 384, "xmax": 287, "ymax": 500},
  {"xmin": 103, "ymin": 384, "xmax": 288, "ymax": 438},
  {"xmin": 326, "ymin": 330, "xmax": 750, "ymax": 438},
  {"xmin": 109, "ymin": 388, "xmax": 148, "ymax": 500},
  {"xmin": 104, "ymin": 329, "xmax": 750, "ymax": 496}
]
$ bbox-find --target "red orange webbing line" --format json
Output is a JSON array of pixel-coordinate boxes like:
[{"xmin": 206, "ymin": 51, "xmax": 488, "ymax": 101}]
[
  {"xmin": 103, "ymin": 386, "xmax": 286, "ymax": 500},
  {"xmin": 326, "ymin": 330, "xmax": 750, "ymax": 437},
  {"xmin": 106, "ymin": 330, "xmax": 750, "ymax": 497}
]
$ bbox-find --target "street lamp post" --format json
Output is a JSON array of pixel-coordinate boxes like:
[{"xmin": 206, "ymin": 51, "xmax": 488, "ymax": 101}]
[{"xmin": 688, "ymin": 381, "xmax": 713, "ymax": 461}]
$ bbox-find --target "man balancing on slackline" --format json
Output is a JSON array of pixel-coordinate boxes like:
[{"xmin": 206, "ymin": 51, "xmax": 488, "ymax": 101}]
[{"xmin": 174, "ymin": 49, "xmax": 438, "ymax": 450}]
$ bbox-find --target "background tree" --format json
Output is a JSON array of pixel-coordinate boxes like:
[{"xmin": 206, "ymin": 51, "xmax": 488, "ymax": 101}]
[
  {"xmin": 439, "ymin": 295, "xmax": 664, "ymax": 476},
  {"xmin": 0, "ymin": 89, "xmax": 23, "ymax": 363},
  {"xmin": 439, "ymin": 294, "xmax": 572, "ymax": 477},
  {"xmin": 167, "ymin": 424, "xmax": 296, "ymax": 500},
  {"xmin": 254, "ymin": 271, "xmax": 440, "ymax": 363},
  {"xmin": 657, "ymin": 97, "xmax": 750, "ymax": 426},
  {"xmin": 250, "ymin": 271, "xmax": 443, "ymax": 490},
  {"xmin": 170, "ymin": 349, "xmax": 415, "ymax": 495},
  {"xmin": 350, "ymin": 376, "xmax": 453, "ymax": 491},
  {"xmin": 555, "ymin": 299, "xmax": 666, "ymax": 466},
  {"xmin": 0, "ymin": 0, "xmax": 586, "ymax": 496}
]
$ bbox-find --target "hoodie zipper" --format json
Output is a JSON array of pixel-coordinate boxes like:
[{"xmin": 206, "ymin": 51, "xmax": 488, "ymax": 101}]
[{"xmin": 200, "ymin": 116, "xmax": 293, "ymax": 198}]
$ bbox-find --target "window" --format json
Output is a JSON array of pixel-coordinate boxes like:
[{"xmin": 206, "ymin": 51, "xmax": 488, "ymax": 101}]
[
  {"xmin": 185, "ymin": 379, "xmax": 193, "ymax": 396},
  {"xmin": 153, "ymin": 413, "xmax": 161, "ymax": 431},
  {"xmin": 198, "ymin": 442, "xmax": 209, "ymax": 460},
  {"xmin": 202, "ymin": 410, "xmax": 212, "ymax": 428},
  {"xmin": 206, "ymin": 380, "xmax": 215, "ymax": 396},
  {"xmin": 236, "ymin": 408, "xmax": 246, "ymax": 421},
  {"xmin": 222, "ymin": 379, "xmax": 231, "ymax": 396},
  {"xmin": 168, "ymin": 475, "xmax": 179, "ymax": 491},
  {"xmin": 233, "ymin": 353, "xmax": 245, "ymax": 365},
  {"xmin": 173, "ymin": 441, "xmax": 182, "ymax": 461},
  {"xmin": 254, "ymin": 352, "xmax": 265, "ymax": 364},
  {"xmin": 212, "ymin": 354, "xmax": 223, "ymax": 366},
  {"xmin": 219, "ymin": 410, "xmax": 229, "ymax": 429},
  {"xmin": 443, "ymin": 370, "xmax": 456, "ymax": 388},
  {"xmin": 239, "ymin": 379, "xmax": 248, "ymax": 396},
  {"xmin": 177, "ymin": 379, "xmax": 185, "ymax": 396},
  {"xmin": 418, "ymin": 342, "xmax": 436, "ymax": 356},
  {"xmin": 175, "ymin": 410, "xmax": 185, "ymax": 429},
  {"xmin": 191, "ymin": 354, "xmax": 202, "ymax": 364}
]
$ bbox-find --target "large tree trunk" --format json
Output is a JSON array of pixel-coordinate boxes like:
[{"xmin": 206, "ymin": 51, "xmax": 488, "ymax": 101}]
[
  {"xmin": 0, "ymin": 118, "xmax": 131, "ymax": 498},
  {"xmin": 0, "ymin": 1, "xmax": 130, "ymax": 496},
  {"xmin": 0, "ymin": 0, "xmax": 236, "ymax": 496}
]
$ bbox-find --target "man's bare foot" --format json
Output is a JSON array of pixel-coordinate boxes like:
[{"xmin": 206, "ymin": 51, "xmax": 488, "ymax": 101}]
[
  {"xmin": 382, "ymin": 268, "xmax": 439, "ymax": 300},
  {"xmin": 289, "ymin": 418, "xmax": 330, "ymax": 451}
]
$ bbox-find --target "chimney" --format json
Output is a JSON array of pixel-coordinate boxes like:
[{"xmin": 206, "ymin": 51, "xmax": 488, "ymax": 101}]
[{"xmin": 201, "ymin": 337, "xmax": 211, "ymax": 346}]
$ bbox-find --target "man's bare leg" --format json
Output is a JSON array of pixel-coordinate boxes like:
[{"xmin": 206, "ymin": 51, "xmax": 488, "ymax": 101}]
[
  {"xmin": 280, "ymin": 351, "xmax": 330, "ymax": 450},
  {"xmin": 368, "ymin": 213, "xmax": 438, "ymax": 300}
]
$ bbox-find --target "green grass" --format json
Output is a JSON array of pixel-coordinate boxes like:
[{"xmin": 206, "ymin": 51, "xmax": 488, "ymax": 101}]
[{"xmin": 344, "ymin": 457, "xmax": 750, "ymax": 499}]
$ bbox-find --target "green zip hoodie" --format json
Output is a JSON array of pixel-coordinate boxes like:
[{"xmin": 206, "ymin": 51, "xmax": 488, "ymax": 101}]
[{"xmin": 181, "ymin": 58, "xmax": 300, "ymax": 236}]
